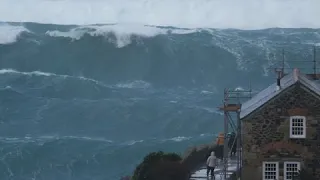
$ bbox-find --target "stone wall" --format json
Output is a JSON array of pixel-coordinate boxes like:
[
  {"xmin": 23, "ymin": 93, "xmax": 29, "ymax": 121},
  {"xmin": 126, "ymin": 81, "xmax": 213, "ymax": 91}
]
[{"xmin": 242, "ymin": 85, "xmax": 320, "ymax": 180}]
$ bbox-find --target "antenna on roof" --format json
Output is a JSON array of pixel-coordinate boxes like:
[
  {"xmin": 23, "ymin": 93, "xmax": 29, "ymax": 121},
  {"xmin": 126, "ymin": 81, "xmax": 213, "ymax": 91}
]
[
  {"xmin": 282, "ymin": 48, "xmax": 285, "ymax": 76},
  {"xmin": 313, "ymin": 45, "xmax": 317, "ymax": 79},
  {"xmin": 274, "ymin": 49, "xmax": 286, "ymax": 91},
  {"xmin": 249, "ymin": 80, "xmax": 252, "ymax": 98},
  {"xmin": 274, "ymin": 49, "xmax": 285, "ymax": 79},
  {"xmin": 267, "ymin": 46, "xmax": 320, "ymax": 80}
]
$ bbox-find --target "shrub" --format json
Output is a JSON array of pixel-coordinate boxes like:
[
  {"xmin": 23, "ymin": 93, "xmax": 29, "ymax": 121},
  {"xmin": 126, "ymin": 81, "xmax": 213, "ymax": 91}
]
[
  {"xmin": 132, "ymin": 151, "xmax": 189, "ymax": 180},
  {"xmin": 149, "ymin": 161, "xmax": 190, "ymax": 180}
]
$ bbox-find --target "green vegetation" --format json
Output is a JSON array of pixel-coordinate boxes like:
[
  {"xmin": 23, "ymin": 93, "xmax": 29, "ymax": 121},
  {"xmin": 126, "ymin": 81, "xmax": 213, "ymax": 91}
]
[
  {"xmin": 132, "ymin": 151, "xmax": 190, "ymax": 180},
  {"xmin": 129, "ymin": 143, "xmax": 219, "ymax": 180}
]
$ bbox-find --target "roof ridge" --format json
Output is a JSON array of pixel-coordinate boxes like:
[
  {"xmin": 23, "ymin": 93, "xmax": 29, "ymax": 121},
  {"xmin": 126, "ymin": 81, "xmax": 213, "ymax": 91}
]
[{"xmin": 240, "ymin": 68, "xmax": 320, "ymax": 119}]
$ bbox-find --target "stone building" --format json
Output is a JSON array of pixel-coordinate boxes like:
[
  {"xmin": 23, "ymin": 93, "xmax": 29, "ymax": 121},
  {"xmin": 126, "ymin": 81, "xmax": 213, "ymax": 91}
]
[{"xmin": 240, "ymin": 68, "xmax": 320, "ymax": 180}]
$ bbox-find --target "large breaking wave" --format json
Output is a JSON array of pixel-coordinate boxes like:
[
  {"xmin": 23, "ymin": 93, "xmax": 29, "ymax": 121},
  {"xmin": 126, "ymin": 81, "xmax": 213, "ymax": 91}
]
[
  {"xmin": 0, "ymin": 19, "xmax": 320, "ymax": 180},
  {"xmin": 1, "ymin": 0, "xmax": 320, "ymax": 29}
]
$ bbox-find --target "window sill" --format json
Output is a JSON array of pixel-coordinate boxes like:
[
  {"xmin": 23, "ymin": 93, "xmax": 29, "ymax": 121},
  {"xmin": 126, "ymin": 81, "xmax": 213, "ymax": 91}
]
[{"xmin": 290, "ymin": 135, "xmax": 306, "ymax": 139}]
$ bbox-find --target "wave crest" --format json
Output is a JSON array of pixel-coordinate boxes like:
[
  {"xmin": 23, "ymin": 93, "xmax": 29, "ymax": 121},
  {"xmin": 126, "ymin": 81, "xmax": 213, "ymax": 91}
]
[
  {"xmin": 1, "ymin": 0, "xmax": 320, "ymax": 29},
  {"xmin": 45, "ymin": 24, "xmax": 197, "ymax": 47},
  {"xmin": 0, "ymin": 23, "xmax": 29, "ymax": 44}
]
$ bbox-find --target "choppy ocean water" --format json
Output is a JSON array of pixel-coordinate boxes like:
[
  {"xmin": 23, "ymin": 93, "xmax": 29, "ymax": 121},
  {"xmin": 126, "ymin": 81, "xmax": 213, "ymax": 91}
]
[{"xmin": 1, "ymin": 1, "xmax": 320, "ymax": 179}]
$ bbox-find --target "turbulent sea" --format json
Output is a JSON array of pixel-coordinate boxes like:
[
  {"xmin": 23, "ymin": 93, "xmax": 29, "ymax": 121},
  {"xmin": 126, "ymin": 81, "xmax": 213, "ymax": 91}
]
[{"xmin": 0, "ymin": 21, "xmax": 320, "ymax": 180}]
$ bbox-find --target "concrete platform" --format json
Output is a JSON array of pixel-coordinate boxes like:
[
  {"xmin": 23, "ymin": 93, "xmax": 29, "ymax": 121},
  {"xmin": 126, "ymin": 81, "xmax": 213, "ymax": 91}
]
[{"xmin": 190, "ymin": 157, "xmax": 239, "ymax": 180}]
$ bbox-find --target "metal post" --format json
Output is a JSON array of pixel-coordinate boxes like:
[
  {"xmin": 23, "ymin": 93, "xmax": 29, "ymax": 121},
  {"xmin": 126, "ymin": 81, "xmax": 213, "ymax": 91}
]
[
  {"xmin": 223, "ymin": 111, "xmax": 229, "ymax": 179},
  {"xmin": 282, "ymin": 49, "xmax": 285, "ymax": 77},
  {"xmin": 227, "ymin": 113, "xmax": 236, "ymax": 133},
  {"xmin": 314, "ymin": 46, "xmax": 317, "ymax": 79},
  {"xmin": 223, "ymin": 89, "xmax": 229, "ymax": 179},
  {"xmin": 249, "ymin": 81, "xmax": 252, "ymax": 98},
  {"xmin": 237, "ymin": 109, "xmax": 242, "ymax": 180}
]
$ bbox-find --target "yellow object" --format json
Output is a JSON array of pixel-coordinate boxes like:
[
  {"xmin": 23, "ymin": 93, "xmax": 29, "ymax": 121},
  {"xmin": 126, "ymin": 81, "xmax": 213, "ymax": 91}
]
[{"xmin": 216, "ymin": 133, "xmax": 224, "ymax": 145}]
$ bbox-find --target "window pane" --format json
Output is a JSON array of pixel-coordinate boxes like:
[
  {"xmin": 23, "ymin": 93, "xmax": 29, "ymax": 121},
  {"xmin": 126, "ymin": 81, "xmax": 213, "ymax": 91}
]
[
  {"xmin": 264, "ymin": 162, "xmax": 277, "ymax": 180},
  {"xmin": 290, "ymin": 116, "xmax": 305, "ymax": 138},
  {"xmin": 285, "ymin": 163, "xmax": 299, "ymax": 180}
]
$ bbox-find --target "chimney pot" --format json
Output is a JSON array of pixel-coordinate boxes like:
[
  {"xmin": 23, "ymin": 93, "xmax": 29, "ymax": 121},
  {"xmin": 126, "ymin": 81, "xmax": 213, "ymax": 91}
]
[{"xmin": 276, "ymin": 78, "xmax": 281, "ymax": 90}]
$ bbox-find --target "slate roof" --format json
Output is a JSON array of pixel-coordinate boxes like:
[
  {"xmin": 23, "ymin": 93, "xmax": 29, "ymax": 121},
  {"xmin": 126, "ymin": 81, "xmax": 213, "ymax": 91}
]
[{"xmin": 240, "ymin": 69, "xmax": 320, "ymax": 119}]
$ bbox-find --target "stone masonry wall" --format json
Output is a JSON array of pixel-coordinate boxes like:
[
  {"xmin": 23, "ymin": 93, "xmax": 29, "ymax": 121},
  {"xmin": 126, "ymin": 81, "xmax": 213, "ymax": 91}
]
[{"xmin": 242, "ymin": 84, "xmax": 320, "ymax": 180}]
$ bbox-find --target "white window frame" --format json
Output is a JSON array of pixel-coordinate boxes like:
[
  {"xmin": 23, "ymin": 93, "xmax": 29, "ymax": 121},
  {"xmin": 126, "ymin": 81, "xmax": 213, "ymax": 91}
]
[
  {"xmin": 284, "ymin": 162, "xmax": 301, "ymax": 180},
  {"xmin": 262, "ymin": 161, "xmax": 279, "ymax": 180},
  {"xmin": 289, "ymin": 116, "xmax": 306, "ymax": 138}
]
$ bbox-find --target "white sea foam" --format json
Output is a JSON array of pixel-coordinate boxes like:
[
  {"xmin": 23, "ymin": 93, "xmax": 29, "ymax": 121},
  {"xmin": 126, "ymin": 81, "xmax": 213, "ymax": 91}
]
[
  {"xmin": 0, "ymin": 135, "xmax": 113, "ymax": 144},
  {"xmin": 115, "ymin": 80, "xmax": 151, "ymax": 89},
  {"xmin": 0, "ymin": 68, "xmax": 111, "ymax": 88},
  {"xmin": 45, "ymin": 24, "xmax": 198, "ymax": 47},
  {"xmin": 0, "ymin": 69, "xmax": 152, "ymax": 90},
  {"xmin": 0, "ymin": 0, "xmax": 319, "ymax": 29},
  {"xmin": 167, "ymin": 136, "xmax": 191, "ymax": 142},
  {"xmin": 125, "ymin": 140, "xmax": 144, "ymax": 146},
  {"xmin": 0, "ymin": 24, "xmax": 29, "ymax": 44}
]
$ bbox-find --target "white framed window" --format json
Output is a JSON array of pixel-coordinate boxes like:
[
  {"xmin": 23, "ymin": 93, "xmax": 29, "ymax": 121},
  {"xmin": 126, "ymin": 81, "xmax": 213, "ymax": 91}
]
[
  {"xmin": 262, "ymin": 162, "xmax": 279, "ymax": 180},
  {"xmin": 290, "ymin": 116, "xmax": 306, "ymax": 138},
  {"xmin": 284, "ymin": 162, "xmax": 300, "ymax": 180}
]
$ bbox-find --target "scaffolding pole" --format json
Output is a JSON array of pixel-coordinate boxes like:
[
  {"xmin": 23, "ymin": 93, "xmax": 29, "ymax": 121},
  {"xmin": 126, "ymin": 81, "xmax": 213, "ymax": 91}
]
[
  {"xmin": 222, "ymin": 89, "xmax": 229, "ymax": 179},
  {"xmin": 219, "ymin": 88, "xmax": 251, "ymax": 180},
  {"xmin": 237, "ymin": 110, "xmax": 242, "ymax": 179}
]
